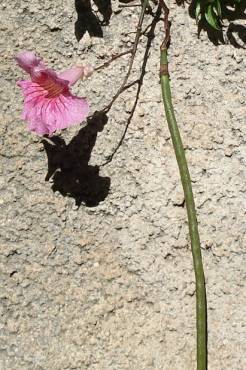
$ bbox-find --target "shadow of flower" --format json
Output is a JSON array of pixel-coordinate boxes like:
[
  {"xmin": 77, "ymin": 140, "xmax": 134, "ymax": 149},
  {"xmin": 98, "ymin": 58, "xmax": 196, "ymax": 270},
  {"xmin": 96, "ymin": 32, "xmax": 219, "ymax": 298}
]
[{"xmin": 42, "ymin": 111, "xmax": 111, "ymax": 207}]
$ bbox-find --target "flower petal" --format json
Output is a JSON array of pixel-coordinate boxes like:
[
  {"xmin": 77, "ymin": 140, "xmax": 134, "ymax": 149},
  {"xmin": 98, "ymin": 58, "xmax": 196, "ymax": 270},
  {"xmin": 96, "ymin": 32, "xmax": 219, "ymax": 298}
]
[
  {"xmin": 59, "ymin": 64, "xmax": 93, "ymax": 86},
  {"xmin": 31, "ymin": 69, "xmax": 68, "ymax": 97},
  {"xmin": 18, "ymin": 81, "xmax": 89, "ymax": 136},
  {"xmin": 59, "ymin": 66, "xmax": 85, "ymax": 86},
  {"xmin": 16, "ymin": 52, "xmax": 91, "ymax": 136},
  {"xmin": 44, "ymin": 93, "xmax": 90, "ymax": 134},
  {"xmin": 15, "ymin": 51, "xmax": 45, "ymax": 75}
]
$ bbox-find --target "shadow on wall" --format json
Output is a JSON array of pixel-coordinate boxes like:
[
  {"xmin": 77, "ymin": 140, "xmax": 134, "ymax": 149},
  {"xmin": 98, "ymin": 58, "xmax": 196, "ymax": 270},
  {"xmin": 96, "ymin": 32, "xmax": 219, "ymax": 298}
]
[
  {"xmin": 42, "ymin": 112, "xmax": 111, "ymax": 207},
  {"xmin": 187, "ymin": 0, "xmax": 246, "ymax": 47},
  {"xmin": 75, "ymin": 0, "xmax": 112, "ymax": 41}
]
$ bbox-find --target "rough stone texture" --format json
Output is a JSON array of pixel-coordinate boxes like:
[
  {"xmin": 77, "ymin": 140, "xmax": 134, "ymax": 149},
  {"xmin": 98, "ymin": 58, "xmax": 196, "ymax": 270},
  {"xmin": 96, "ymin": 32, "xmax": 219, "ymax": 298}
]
[{"xmin": 0, "ymin": 1, "xmax": 245, "ymax": 369}]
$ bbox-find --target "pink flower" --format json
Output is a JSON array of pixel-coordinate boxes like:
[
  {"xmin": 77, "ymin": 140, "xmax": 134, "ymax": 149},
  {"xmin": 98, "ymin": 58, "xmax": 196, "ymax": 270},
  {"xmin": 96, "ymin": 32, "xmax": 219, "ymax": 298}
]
[{"xmin": 15, "ymin": 51, "xmax": 93, "ymax": 136}]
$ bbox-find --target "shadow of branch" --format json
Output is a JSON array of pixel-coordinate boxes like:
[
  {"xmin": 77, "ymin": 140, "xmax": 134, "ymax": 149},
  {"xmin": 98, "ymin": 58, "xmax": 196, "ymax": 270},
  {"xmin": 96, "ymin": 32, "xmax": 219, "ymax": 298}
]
[{"xmin": 101, "ymin": 5, "xmax": 162, "ymax": 166}]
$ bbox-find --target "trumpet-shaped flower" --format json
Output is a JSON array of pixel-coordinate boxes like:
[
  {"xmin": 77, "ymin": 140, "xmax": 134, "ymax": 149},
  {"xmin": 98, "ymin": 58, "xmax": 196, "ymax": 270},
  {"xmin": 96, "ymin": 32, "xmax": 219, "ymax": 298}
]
[{"xmin": 15, "ymin": 51, "xmax": 93, "ymax": 136}]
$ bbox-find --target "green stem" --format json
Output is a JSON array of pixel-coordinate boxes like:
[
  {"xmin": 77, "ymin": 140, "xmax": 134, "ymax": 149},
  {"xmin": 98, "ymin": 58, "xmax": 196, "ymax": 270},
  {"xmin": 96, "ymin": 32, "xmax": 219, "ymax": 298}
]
[{"xmin": 160, "ymin": 48, "xmax": 207, "ymax": 370}]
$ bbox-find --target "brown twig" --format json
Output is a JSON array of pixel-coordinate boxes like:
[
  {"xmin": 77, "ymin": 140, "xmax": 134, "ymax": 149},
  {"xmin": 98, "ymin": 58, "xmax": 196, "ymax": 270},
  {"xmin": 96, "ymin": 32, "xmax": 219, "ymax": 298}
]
[
  {"xmin": 159, "ymin": 0, "xmax": 170, "ymax": 50},
  {"xmin": 94, "ymin": 50, "xmax": 132, "ymax": 71},
  {"xmin": 119, "ymin": 4, "xmax": 142, "ymax": 8}
]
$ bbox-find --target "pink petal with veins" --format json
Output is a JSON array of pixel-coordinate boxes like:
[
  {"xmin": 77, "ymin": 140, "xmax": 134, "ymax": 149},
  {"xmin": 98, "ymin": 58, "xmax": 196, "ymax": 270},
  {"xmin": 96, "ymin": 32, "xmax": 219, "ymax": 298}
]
[{"xmin": 15, "ymin": 51, "xmax": 91, "ymax": 136}]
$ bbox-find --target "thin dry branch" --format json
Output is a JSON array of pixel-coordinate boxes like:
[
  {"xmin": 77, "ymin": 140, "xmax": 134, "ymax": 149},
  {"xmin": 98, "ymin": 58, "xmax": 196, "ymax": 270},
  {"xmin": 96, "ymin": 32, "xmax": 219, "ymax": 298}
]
[{"xmin": 94, "ymin": 50, "xmax": 132, "ymax": 72}]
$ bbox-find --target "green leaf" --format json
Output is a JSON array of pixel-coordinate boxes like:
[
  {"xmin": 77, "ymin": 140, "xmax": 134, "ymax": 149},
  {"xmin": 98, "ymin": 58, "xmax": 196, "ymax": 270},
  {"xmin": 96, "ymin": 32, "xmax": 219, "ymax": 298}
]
[
  {"xmin": 215, "ymin": 0, "xmax": 222, "ymax": 17},
  {"xmin": 195, "ymin": 1, "xmax": 201, "ymax": 22},
  {"xmin": 205, "ymin": 4, "xmax": 221, "ymax": 30}
]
